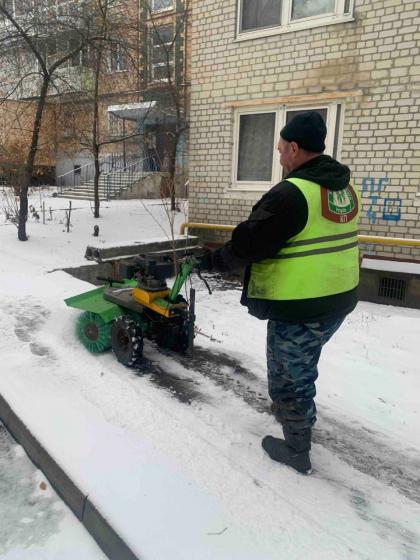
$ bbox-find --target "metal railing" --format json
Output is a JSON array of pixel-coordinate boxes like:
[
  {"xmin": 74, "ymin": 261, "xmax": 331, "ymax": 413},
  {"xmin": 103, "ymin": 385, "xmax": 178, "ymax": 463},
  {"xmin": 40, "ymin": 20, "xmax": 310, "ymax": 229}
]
[
  {"xmin": 179, "ymin": 222, "xmax": 420, "ymax": 248},
  {"xmin": 102, "ymin": 156, "xmax": 152, "ymax": 200},
  {"xmin": 56, "ymin": 153, "xmax": 143, "ymax": 192}
]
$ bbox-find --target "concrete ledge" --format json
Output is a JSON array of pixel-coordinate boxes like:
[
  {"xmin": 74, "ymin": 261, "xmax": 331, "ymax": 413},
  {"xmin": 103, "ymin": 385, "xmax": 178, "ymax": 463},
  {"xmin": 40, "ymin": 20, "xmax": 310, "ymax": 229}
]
[
  {"xmin": 0, "ymin": 393, "xmax": 140, "ymax": 560},
  {"xmin": 85, "ymin": 235, "xmax": 198, "ymax": 262},
  {"xmin": 0, "ymin": 394, "xmax": 85, "ymax": 520},
  {"xmin": 84, "ymin": 500, "xmax": 140, "ymax": 560},
  {"xmin": 63, "ymin": 262, "xmax": 117, "ymax": 285}
]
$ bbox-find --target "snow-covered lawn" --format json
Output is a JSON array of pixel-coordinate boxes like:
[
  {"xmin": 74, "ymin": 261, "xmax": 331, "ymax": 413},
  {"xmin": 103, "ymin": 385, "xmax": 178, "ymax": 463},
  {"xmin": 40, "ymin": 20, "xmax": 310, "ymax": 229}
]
[
  {"xmin": 1, "ymin": 191, "xmax": 419, "ymax": 559},
  {"xmin": 0, "ymin": 424, "xmax": 105, "ymax": 559}
]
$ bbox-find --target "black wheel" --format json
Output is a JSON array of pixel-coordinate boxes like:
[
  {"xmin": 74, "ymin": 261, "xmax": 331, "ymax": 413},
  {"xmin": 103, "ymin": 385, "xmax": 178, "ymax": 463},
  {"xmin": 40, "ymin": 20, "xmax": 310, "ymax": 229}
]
[
  {"xmin": 157, "ymin": 317, "xmax": 189, "ymax": 353},
  {"xmin": 111, "ymin": 316, "xmax": 143, "ymax": 367}
]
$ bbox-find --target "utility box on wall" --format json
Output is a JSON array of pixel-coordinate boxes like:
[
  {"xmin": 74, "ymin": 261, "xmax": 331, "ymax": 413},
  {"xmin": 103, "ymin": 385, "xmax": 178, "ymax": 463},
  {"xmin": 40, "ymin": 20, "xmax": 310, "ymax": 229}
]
[{"xmin": 358, "ymin": 258, "xmax": 420, "ymax": 310}]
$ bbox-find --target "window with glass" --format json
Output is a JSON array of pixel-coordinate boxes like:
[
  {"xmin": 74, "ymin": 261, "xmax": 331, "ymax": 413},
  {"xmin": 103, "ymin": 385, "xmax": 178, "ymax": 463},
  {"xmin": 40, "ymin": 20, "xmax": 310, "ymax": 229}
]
[
  {"xmin": 291, "ymin": 0, "xmax": 335, "ymax": 20},
  {"xmin": 108, "ymin": 113, "xmax": 124, "ymax": 137},
  {"xmin": 240, "ymin": 0, "xmax": 281, "ymax": 32},
  {"xmin": 151, "ymin": 25, "xmax": 174, "ymax": 81},
  {"xmin": 68, "ymin": 37, "xmax": 84, "ymax": 67},
  {"xmin": 233, "ymin": 105, "xmax": 342, "ymax": 188},
  {"xmin": 237, "ymin": 112, "xmax": 276, "ymax": 181},
  {"xmin": 238, "ymin": 0, "xmax": 353, "ymax": 35},
  {"xmin": 109, "ymin": 44, "xmax": 127, "ymax": 72},
  {"xmin": 46, "ymin": 37, "xmax": 57, "ymax": 65},
  {"xmin": 39, "ymin": 0, "xmax": 69, "ymax": 16},
  {"xmin": 152, "ymin": 0, "xmax": 173, "ymax": 12},
  {"xmin": 3, "ymin": 0, "xmax": 33, "ymax": 16}
]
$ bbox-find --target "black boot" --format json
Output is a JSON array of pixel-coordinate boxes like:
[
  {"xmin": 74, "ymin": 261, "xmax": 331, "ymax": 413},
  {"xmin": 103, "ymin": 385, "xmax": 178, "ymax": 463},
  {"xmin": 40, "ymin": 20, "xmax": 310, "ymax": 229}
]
[{"xmin": 262, "ymin": 427, "xmax": 312, "ymax": 475}]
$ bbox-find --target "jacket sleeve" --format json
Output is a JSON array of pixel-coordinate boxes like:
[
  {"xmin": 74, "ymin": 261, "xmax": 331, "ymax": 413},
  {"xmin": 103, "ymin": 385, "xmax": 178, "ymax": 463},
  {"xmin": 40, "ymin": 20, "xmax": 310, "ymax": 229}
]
[{"xmin": 212, "ymin": 181, "xmax": 308, "ymax": 271}]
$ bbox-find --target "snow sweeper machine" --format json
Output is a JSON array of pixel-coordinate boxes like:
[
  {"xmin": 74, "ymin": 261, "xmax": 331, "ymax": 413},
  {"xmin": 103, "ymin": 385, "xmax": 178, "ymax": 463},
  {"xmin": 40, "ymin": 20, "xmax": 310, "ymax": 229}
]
[{"xmin": 65, "ymin": 250, "xmax": 210, "ymax": 367}]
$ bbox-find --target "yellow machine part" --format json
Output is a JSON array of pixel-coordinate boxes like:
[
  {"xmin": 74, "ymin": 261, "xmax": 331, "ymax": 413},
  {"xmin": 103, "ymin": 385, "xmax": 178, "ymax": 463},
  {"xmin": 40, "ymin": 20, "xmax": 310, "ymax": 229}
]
[{"xmin": 131, "ymin": 287, "xmax": 172, "ymax": 318}]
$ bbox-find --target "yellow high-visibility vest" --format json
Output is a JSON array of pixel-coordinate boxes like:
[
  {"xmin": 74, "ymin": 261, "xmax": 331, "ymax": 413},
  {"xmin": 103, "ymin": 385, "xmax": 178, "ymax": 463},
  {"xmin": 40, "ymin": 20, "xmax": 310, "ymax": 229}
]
[{"xmin": 248, "ymin": 177, "xmax": 360, "ymax": 301}]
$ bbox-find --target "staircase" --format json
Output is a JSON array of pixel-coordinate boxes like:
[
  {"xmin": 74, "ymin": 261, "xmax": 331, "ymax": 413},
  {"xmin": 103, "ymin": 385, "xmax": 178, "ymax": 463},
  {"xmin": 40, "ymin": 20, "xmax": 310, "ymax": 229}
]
[
  {"xmin": 56, "ymin": 170, "xmax": 149, "ymax": 201},
  {"xmin": 56, "ymin": 156, "xmax": 153, "ymax": 201}
]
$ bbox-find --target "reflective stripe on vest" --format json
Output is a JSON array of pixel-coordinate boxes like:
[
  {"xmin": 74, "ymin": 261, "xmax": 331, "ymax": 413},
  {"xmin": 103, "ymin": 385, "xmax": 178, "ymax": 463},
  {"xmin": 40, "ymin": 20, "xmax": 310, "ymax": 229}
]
[{"xmin": 248, "ymin": 177, "xmax": 360, "ymax": 301}]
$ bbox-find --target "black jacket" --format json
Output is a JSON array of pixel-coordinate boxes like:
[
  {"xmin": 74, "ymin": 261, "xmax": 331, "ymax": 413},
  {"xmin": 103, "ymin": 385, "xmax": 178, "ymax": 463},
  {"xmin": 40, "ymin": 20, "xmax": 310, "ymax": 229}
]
[{"xmin": 213, "ymin": 155, "xmax": 358, "ymax": 323}]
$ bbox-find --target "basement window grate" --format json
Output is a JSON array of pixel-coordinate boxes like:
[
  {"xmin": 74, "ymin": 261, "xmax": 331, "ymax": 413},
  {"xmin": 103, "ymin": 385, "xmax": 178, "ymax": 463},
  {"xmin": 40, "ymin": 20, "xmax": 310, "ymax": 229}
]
[{"xmin": 378, "ymin": 277, "xmax": 407, "ymax": 301}]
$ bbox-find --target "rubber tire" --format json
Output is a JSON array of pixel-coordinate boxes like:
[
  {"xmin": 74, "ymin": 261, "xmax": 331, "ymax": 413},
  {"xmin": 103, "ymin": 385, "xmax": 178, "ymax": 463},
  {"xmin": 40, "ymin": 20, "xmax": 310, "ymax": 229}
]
[
  {"xmin": 111, "ymin": 316, "xmax": 143, "ymax": 367},
  {"xmin": 157, "ymin": 320, "xmax": 189, "ymax": 353}
]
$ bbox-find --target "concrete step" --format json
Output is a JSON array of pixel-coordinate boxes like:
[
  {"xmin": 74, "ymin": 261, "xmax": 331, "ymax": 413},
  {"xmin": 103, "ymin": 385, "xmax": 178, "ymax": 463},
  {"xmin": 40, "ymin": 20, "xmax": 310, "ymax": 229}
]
[
  {"xmin": 63, "ymin": 184, "xmax": 135, "ymax": 191},
  {"xmin": 56, "ymin": 193, "xmax": 114, "ymax": 199},
  {"xmin": 60, "ymin": 183, "xmax": 142, "ymax": 194},
  {"xmin": 82, "ymin": 181, "xmax": 143, "ymax": 189},
  {"xmin": 56, "ymin": 194, "xmax": 109, "ymax": 201},
  {"xmin": 59, "ymin": 189, "xmax": 119, "ymax": 195},
  {"xmin": 57, "ymin": 171, "xmax": 152, "ymax": 200},
  {"xmin": 58, "ymin": 187, "xmax": 123, "ymax": 194},
  {"xmin": 85, "ymin": 173, "xmax": 147, "ymax": 183}
]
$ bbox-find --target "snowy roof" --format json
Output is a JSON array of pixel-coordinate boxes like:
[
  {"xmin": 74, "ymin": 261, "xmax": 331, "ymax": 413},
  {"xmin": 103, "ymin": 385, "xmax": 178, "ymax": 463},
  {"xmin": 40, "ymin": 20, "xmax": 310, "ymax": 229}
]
[{"xmin": 107, "ymin": 101, "xmax": 176, "ymax": 124}]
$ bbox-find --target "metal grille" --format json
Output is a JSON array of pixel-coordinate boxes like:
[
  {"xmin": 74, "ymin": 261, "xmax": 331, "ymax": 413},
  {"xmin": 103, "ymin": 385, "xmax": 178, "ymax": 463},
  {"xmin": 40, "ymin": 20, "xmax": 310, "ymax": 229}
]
[{"xmin": 378, "ymin": 277, "xmax": 407, "ymax": 301}]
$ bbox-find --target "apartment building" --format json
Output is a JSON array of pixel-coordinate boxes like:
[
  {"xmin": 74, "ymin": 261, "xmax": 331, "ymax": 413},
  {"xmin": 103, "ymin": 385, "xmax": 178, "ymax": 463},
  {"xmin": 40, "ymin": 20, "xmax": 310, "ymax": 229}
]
[
  {"xmin": 188, "ymin": 0, "xmax": 420, "ymax": 261},
  {"xmin": 0, "ymin": 0, "xmax": 190, "ymax": 190}
]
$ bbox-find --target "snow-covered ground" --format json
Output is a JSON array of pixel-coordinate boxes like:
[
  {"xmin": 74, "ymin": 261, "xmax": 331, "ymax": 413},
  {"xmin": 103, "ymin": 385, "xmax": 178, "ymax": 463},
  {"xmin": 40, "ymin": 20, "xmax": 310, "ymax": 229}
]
[
  {"xmin": 0, "ymin": 191, "xmax": 419, "ymax": 560},
  {"xmin": 0, "ymin": 424, "xmax": 105, "ymax": 559}
]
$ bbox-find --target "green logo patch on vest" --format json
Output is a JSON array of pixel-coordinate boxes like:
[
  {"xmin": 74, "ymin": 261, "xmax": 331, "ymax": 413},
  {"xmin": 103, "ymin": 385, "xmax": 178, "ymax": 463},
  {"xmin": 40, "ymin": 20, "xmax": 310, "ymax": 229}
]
[{"xmin": 321, "ymin": 184, "xmax": 358, "ymax": 223}]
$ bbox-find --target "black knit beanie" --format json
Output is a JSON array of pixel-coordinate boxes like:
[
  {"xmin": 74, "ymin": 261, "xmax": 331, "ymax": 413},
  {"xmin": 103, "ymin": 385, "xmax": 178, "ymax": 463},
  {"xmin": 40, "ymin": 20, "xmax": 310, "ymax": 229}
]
[{"xmin": 280, "ymin": 111, "xmax": 327, "ymax": 152}]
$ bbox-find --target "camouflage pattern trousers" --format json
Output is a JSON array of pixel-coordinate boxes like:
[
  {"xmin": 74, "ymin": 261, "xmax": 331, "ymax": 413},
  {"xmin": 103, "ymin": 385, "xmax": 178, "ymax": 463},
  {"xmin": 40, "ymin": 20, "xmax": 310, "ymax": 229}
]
[{"xmin": 267, "ymin": 315, "xmax": 346, "ymax": 431}]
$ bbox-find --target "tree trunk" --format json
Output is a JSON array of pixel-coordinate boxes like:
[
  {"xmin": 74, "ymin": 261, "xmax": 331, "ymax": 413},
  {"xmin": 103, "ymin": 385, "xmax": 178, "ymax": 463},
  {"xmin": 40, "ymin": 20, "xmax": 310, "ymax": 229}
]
[
  {"xmin": 18, "ymin": 77, "xmax": 50, "ymax": 241},
  {"xmin": 92, "ymin": 46, "xmax": 102, "ymax": 219},
  {"xmin": 94, "ymin": 144, "xmax": 100, "ymax": 218},
  {"xmin": 168, "ymin": 133, "xmax": 179, "ymax": 212},
  {"xmin": 17, "ymin": 183, "xmax": 29, "ymax": 241}
]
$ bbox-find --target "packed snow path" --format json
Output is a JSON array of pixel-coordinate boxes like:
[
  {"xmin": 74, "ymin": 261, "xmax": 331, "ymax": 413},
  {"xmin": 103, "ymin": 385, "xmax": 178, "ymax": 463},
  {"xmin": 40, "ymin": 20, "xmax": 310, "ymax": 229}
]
[
  {"xmin": 1, "ymin": 196, "xmax": 419, "ymax": 559},
  {"xmin": 1, "ymin": 283, "xmax": 419, "ymax": 560},
  {"xmin": 140, "ymin": 337, "xmax": 420, "ymax": 505}
]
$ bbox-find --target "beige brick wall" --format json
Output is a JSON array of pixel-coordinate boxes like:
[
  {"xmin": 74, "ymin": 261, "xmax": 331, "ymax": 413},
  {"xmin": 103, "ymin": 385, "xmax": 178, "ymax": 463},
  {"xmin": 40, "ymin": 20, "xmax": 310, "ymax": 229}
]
[{"xmin": 188, "ymin": 0, "xmax": 420, "ymax": 260}]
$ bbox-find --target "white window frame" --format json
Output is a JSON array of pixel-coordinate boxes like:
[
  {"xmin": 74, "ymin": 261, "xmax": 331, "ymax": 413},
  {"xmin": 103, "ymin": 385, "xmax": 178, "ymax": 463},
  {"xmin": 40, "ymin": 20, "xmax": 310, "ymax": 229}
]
[
  {"xmin": 108, "ymin": 112, "xmax": 124, "ymax": 137},
  {"xmin": 3, "ymin": 0, "xmax": 18, "ymax": 16},
  {"xmin": 40, "ymin": 0, "xmax": 69, "ymax": 16},
  {"xmin": 231, "ymin": 102, "xmax": 344, "ymax": 192},
  {"xmin": 232, "ymin": 106, "xmax": 280, "ymax": 192},
  {"xmin": 150, "ymin": 24, "xmax": 174, "ymax": 83},
  {"xmin": 236, "ymin": 0, "xmax": 354, "ymax": 41},
  {"xmin": 108, "ymin": 43, "xmax": 127, "ymax": 73},
  {"xmin": 2, "ymin": 0, "xmax": 33, "ymax": 17},
  {"xmin": 151, "ymin": 0, "xmax": 173, "ymax": 13}
]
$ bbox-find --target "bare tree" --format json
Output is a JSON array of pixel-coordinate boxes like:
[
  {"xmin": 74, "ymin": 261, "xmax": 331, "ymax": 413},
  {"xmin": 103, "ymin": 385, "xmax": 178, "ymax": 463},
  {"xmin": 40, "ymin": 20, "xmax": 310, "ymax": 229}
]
[
  {"xmin": 87, "ymin": 0, "xmax": 142, "ymax": 218},
  {"xmin": 54, "ymin": 0, "xmax": 143, "ymax": 218},
  {"xmin": 0, "ymin": 0, "xmax": 100, "ymax": 240},
  {"xmin": 141, "ymin": 0, "xmax": 190, "ymax": 211}
]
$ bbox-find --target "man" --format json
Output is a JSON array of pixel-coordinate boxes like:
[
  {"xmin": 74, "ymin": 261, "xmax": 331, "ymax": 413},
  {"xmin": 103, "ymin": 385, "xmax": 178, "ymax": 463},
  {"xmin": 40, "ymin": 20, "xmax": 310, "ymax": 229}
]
[{"xmin": 207, "ymin": 111, "xmax": 360, "ymax": 474}]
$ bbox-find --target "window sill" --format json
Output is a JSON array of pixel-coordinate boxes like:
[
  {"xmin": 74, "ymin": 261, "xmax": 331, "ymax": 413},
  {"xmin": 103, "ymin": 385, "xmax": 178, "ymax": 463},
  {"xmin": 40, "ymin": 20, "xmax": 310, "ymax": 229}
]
[
  {"xmin": 228, "ymin": 182, "xmax": 272, "ymax": 194},
  {"xmin": 106, "ymin": 69, "xmax": 128, "ymax": 74},
  {"xmin": 234, "ymin": 14, "xmax": 354, "ymax": 43},
  {"xmin": 149, "ymin": 78, "xmax": 171, "ymax": 85},
  {"xmin": 150, "ymin": 7, "xmax": 175, "ymax": 17}
]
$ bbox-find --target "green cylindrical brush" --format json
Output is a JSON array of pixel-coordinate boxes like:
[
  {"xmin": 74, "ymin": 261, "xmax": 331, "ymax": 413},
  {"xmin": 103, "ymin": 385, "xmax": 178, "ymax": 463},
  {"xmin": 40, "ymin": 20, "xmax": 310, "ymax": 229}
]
[{"xmin": 76, "ymin": 311, "xmax": 112, "ymax": 353}]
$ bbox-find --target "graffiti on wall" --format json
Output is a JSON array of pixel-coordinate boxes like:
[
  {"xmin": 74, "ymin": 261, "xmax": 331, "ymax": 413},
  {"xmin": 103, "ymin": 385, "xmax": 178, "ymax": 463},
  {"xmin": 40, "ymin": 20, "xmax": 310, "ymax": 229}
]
[{"xmin": 361, "ymin": 177, "xmax": 402, "ymax": 225}]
